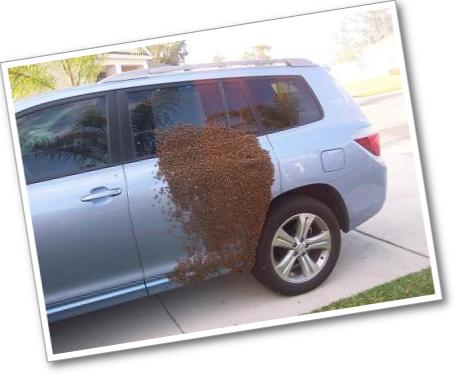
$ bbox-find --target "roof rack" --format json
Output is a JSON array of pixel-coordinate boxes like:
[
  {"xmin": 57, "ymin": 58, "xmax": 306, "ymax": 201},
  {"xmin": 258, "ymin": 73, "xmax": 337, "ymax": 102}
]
[{"xmin": 99, "ymin": 58, "xmax": 315, "ymax": 83}]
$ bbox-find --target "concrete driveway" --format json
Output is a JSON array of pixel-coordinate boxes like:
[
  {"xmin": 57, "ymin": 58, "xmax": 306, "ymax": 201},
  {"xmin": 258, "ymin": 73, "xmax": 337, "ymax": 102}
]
[{"xmin": 50, "ymin": 91, "xmax": 430, "ymax": 354}]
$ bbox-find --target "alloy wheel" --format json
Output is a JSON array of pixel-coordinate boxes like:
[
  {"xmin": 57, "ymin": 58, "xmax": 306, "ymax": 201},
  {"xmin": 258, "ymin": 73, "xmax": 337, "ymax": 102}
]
[{"xmin": 270, "ymin": 213, "xmax": 332, "ymax": 283}]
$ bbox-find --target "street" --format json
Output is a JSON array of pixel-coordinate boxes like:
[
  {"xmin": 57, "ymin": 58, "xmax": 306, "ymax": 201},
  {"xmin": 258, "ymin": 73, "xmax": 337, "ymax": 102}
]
[{"xmin": 50, "ymin": 91, "xmax": 430, "ymax": 354}]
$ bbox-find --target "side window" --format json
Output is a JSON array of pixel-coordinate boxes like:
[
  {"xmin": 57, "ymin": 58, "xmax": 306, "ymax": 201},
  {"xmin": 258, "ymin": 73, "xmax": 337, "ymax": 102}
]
[
  {"xmin": 127, "ymin": 82, "xmax": 225, "ymax": 158},
  {"xmin": 17, "ymin": 97, "xmax": 109, "ymax": 184},
  {"xmin": 246, "ymin": 76, "xmax": 322, "ymax": 132},
  {"xmin": 223, "ymin": 81, "xmax": 258, "ymax": 134}
]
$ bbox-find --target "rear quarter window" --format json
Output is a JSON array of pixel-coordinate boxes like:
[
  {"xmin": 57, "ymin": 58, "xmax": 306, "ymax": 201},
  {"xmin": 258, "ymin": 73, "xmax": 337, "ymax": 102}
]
[{"xmin": 246, "ymin": 76, "xmax": 322, "ymax": 132}]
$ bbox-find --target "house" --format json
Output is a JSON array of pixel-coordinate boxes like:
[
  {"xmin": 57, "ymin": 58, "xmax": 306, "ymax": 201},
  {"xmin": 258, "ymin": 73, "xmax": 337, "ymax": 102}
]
[{"xmin": 99, "ymin": 48, "xmax": 164, "ymax": 79}]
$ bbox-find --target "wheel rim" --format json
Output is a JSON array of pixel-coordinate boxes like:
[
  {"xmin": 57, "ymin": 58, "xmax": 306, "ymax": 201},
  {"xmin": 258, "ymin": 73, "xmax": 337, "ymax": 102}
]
[{"xmin": 270, "ymin": 213, "xmax": 332, "ymax": 283}]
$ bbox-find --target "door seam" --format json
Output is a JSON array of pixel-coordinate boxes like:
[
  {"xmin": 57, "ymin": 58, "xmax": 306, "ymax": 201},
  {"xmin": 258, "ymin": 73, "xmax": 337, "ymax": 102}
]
[
  {"xmin": 121, "ymin": 164, "xmax": 150, "ymax": 294},
  {"xmin": 264, "ymin": 134, "xmax": 285, "ymax": 194}
]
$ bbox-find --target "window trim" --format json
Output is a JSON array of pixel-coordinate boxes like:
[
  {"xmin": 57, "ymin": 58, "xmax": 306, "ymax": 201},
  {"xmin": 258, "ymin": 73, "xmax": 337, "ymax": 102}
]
[
  {"xmin": 243, "ymin": 75, "xmax": 324, "ymax": 134},
  {"xmin": 16, "ymin": 91, "xmax": 121, "ymax": 185}
]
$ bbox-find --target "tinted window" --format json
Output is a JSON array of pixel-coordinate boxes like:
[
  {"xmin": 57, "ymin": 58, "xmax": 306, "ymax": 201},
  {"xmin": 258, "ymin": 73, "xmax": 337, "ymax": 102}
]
[
  {"xmin": 223, "ymin": 81, "xmax": 258, "ymax": 134},
  {"xmin": 197, "ymin": 83, "xmax": 227, "ymax": 125},
  {"xmin": 127, "ymin": 82, "xmax": 225, "ymax": 157},
  {"xmin": 17, "ymin": 97, "xmax": 109, "ymax": 183},
  {"xmin": 247, "ymin": 76, "xmax": 322, "ymax": 131}
]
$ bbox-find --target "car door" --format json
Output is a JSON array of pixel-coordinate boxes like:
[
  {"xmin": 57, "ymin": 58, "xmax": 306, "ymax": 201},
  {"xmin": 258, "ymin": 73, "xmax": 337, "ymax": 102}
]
[
  {"xmin": 17, "ymin": 93, "xmax": 146, "ymax": 309},
  {"xmin": 120, "ymin": 82, "xmax": 212, "ymax": 289},
  {"xmin": 119, "ymin": 79, "xmax": 281, "ymax": 291}
]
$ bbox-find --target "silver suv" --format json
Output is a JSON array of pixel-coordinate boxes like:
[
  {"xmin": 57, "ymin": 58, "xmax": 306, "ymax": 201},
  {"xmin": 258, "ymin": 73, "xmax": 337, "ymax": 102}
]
[{"xmin": 15, "ymin": 59, "xmax": 387, "ymax": 321}]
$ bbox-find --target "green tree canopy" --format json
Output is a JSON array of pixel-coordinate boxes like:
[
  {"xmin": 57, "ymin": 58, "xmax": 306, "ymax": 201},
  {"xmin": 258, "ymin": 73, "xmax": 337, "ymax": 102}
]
[
  {"xmin": 8, "ymin": 64, "xmax": 55, "ymax": 100},
  {"xmin": 145, "ymin": 41, "xmax": 188, "ymax": 65},
  {"xmin": 50, "ymin": 55, "xmax": 106, "ymax": 87},
  {"xmin": 8, "ymin": 55, "xmax": 106, "ymax": 100}
]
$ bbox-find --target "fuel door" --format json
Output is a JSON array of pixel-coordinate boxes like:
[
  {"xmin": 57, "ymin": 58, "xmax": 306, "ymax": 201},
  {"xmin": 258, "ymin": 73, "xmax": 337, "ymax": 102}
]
[{"xmin": 321, "ymin": 148, "xmax": 345, "ymax": 172}]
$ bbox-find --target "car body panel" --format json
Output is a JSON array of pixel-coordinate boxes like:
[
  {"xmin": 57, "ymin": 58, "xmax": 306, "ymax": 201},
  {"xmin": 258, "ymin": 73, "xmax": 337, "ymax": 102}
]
[
  {"xmin": 46, "ymin": 280, "xmax": 147, "ymax": 323},
  {"xmin": 28, "ymin": 166, "xmax": 146, "ymax": 306},
  {"xmin": 266, "ymin": 67, "xmax": 386, "ymax": 232},
  {"xmin": 330, "ymin": 154, "xmax": 387, "ymax": 230}
]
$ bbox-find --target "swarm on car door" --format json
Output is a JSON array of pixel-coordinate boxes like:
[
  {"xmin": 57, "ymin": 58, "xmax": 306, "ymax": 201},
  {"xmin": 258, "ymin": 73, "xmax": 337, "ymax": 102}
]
[{"xmin": 154, "ymin": 124, "xmax": 274, "ymax": 284}]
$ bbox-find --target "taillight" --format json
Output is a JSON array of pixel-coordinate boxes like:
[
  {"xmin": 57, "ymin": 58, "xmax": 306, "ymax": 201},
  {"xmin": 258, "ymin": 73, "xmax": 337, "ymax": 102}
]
[{"xmin": 355, "ymin": 133, "xmax": 380, "ymax": 156}]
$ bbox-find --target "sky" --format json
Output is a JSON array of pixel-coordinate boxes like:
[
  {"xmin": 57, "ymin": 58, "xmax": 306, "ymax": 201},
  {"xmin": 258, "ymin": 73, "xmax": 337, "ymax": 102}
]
[
  {"xmin": 180, "ymin": 6, "xmax": 372, "ymax": 66},
  {"xmin": 6, "ymin": 2, "xmax": 398, "ymax": 98}
]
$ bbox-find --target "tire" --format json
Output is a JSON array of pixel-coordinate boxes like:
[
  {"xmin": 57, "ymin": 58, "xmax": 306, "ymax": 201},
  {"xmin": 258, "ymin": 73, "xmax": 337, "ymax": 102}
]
[{"xmin": 253, "ymin": 195, "xmax": 341, "ymax": 295}]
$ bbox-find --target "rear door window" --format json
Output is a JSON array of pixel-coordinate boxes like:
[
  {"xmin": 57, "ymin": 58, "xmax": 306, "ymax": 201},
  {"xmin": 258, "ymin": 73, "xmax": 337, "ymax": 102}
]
[
  {"xmin": 246, "ymin": 76, "xmax": 322, "ymax": 132},
  {"xmin": 17, "ymin": 96, "xmax": 109, "ymax": 184},
  {"xmin": 127, "ymin": 82, "xmax": 226, "ymax": 158}
]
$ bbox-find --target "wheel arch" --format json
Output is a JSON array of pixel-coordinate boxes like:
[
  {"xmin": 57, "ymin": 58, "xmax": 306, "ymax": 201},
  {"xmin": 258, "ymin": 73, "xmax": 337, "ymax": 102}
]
[{"xmin": 270, "ymin": 184, "xmax": 350, "ymax": 232}]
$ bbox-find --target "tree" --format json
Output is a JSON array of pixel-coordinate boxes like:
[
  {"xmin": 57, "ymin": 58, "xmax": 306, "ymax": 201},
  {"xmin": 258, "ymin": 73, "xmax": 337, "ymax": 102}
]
[
  {"xmin": 50, "ymin": 55, "xmax": 106, "ymax": 87},
  {"xmin": 8, "ymin": 41, "xmax": 188, "ymax": 101},
  {"xmin": 363, "ymin": 9, "xmax": 394, "ymax": 44},
  {"xmin": 8, "ymin": 64, "xmax": 55, "ymax": 100},
  {"xmin": 8, "ymin": 55, "xmax": 106, "ymax": 100},
  {"xmin": 243, "ymin": 44, "xmax": 272, "ymax": 60},
  {"xmin": 212, "ymin": 53, "xmax": 226, "ymax": 63},
  {"xmin": 333, "ymin": 17, "xmax": 365, "ymax": 63},
  {"xmin": 145, "ymin": 41, "xmax": 188, "ymax": 65},
  {"xmin": 333, "ymin": 9, "xmax": 393, "ymax": 64}
]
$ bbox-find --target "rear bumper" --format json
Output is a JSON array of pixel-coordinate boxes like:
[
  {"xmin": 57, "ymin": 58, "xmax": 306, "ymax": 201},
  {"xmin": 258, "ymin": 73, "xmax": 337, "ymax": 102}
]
[{"xmin": 331, "ymin": 157, "xmax": 387, "ymax": 231}]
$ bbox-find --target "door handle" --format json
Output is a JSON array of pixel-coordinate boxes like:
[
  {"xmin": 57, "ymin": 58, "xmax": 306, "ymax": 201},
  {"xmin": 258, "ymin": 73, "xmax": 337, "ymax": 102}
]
[{"xmin": 81, "ymin": 187, "xmax": 122, "ymax": 202}]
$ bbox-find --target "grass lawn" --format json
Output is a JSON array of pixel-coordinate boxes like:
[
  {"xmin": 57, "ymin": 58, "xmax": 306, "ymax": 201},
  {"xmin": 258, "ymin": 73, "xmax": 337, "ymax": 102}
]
[
  {"xmin": 343, "ymin": 73, "xmax": 402, "ymax": 97},
  {"xmin": 313, "ymin": 267, "xmax": 435, "ymax": 313}
]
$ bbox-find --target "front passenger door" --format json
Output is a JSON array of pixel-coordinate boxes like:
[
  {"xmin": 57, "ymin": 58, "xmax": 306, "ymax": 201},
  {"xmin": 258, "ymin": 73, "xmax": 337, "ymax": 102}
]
[{"xmin": 17, "ymin": 94, "xmax": 146, "ymax": 308}]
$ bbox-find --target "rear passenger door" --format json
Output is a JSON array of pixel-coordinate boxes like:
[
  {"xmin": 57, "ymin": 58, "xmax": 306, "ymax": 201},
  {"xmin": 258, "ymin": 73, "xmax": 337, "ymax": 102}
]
[
  {"xmin": 120, "ymin": 79, "xmax": 281, "ymax": 288},
  {"xmin": 18, "ymin": 93, "xmax": 146, "ymax": 307},
  {"xmin": 120, "ymin": 81, "xmax": 227, "ymax": 287}
]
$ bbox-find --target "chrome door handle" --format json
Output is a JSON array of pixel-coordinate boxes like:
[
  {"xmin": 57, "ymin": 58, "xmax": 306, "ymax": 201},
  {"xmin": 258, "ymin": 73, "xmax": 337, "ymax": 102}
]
[{"xmin": 81, "ymin": 188, "xmax": 122, "ymax": 202}]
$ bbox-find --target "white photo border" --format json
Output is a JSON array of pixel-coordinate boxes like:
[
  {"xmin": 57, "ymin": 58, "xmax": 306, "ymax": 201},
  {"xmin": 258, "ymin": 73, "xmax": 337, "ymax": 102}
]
[{"xmin": 0, "ymin": 0, "xmax": 442, "ymax": 361}]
